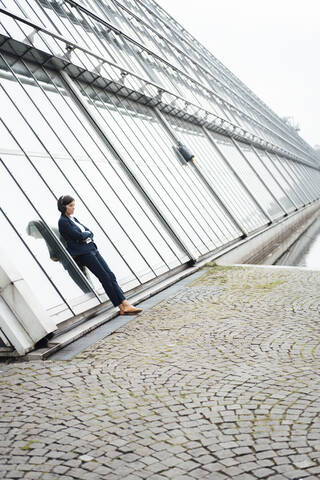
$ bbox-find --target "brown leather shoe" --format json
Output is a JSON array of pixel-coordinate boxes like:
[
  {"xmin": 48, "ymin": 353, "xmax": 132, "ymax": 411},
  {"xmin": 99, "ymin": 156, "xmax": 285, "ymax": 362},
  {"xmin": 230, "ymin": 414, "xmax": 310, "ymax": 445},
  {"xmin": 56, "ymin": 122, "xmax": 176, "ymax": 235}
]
[{"xmin": 119, "ymin": 306, "xmax": 143, "ymax": 315}]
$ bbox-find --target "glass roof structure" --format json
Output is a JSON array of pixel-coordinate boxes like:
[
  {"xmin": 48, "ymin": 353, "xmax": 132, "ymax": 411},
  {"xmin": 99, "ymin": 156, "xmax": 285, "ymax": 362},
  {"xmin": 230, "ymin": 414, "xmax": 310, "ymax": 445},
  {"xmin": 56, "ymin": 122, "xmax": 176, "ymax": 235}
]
[{"xmin": 0, "ymin": 0, "xmax": 319, "ymax": 341}]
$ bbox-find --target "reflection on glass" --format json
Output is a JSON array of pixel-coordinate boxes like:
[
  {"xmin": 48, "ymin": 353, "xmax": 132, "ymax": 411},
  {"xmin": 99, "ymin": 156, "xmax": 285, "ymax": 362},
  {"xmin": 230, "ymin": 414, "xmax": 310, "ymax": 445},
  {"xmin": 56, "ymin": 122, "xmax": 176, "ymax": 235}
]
[
  {"xmin": 0, "ymin": 209, "xmax": 73, "ymax": 322},
  {"xmin": 0, "ymin": 159, "xmax": 99, "ymax": 310},
  {"xmin": 27, "ymin": 220, "xmax": 92, "ymax": 293}
]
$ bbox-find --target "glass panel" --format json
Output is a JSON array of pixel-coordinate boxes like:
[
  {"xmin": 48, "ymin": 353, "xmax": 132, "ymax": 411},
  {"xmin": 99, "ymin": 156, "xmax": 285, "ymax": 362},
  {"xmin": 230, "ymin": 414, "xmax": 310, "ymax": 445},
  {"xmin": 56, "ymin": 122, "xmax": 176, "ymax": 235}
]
[
  {"xmin": 146, "ymin": 117, "xmax": 240, "ymax": 245},
  {"xmin": 0, "ymin": 12, "xmax": 29, "ymax": 43},
  {"xmin": 261, "ymin": 152, "xmax": 297, "ymax": 208},
  {"xmin": 202, "ymin": 133, "xmax": 269, "ymax": 231},
  {"xmin": 267, "ymin": 153, "xmax": 304, "ymax": 207},
  {"xmin": 56, "ymin": 157, "xmax": 156, "ymax": 283},
  {"xmin": 0, "ymin": 208, "xmax": 73, "ymax": 323},
  {"xmin": 280, "ymin": 158, "xmax": 312, "ymax": 204},
  {"xmin": 233, "ymin": 141, "xmax": 285, "ymax": 219},
  {"xmin": 0, "ymin": 55, "xmax": 136, "ymax": 299},
  {"xmin": 79, "ymin": 159, "xmax": 183, "ymax": 272},
  {"xmin": 299, "ymin": 164, "xmax": 319, "ymax": 199},
  {"xmin": 166, "ymin": 116, "xmax": 266, "ymax": 234},
  {"xmin": 210, "ymin": 136, "xmax": 272, "ymax": 220},
  {"xmin": 30, "ymin": 155, "xmax": 139, "ymax": 291},
  {"xmin": 2, "ymin": 55, "xmax": 186, "ymax": 291},
  {"xmin": 0, "ymin": 158, "xmax": 99, "ymax": 317},
  {"xmin": 77, "ymin": 81, "xmax": 249, "ymax": 253},
  {"xmin": 244, "ymin": 146, "xmax": 295, "ymax": 213},
  {"xmin": 1, "ymin": 151, "xmax": 98, "ymax": 298},
  {"xmin": 42, "ymin": 66, "xmax": 186, "ymax": 273},
  {"xmin": 76, "ymin": 81, "xmax": 214, "ymax": 258},
  {"xmin": 0, "ymin": 54, "xmax": 190, "ymax": 302}
]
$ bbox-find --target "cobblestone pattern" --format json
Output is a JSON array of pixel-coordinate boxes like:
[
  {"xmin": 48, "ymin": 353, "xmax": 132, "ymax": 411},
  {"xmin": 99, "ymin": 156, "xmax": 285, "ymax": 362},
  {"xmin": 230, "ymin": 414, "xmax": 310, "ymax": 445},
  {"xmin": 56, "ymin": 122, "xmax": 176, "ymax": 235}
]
[{"xmin": 1, "ymin": 264, "xmax": 320, "ymax": 479}]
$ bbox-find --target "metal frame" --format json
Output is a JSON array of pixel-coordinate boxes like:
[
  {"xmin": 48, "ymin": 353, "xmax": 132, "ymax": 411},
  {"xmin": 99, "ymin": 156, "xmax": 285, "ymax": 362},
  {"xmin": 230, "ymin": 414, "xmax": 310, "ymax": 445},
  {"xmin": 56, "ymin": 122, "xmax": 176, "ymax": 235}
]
[
  {"xmin": 155, "ymin": 108, "xmax": 247, "ymax": 238},
  {"xmin": 264, "ymin": 151, "xmax": 303, "ymax": 209},
  {"xmin": 252, "ymin": 146, "xmax": 298, "ymax": 211},
  {"xmin": 232, "ymin": 139, "xmax": 287, "ymax": 219},
  {"xmin": 0, "ymin": 6, "xmax": 318, "ymax": 167},
  {"xmin": 109, "ymin": 98, "xmax": 221, "ymax": 254},
  {"xmin": 203, "ymin": 127, "xmax": 273, "ymax": 226},
  {"xmin": 77, "ymin": 77, "xmax": 212, "ymax": 258},
  {"xmin": 0, "ymin": 52, "xmax": 146, "ymax": 286},
  {"xmin": 22, "ymin": 59, "xmax": 167, "ymax": 280},
  {"xmin": 111, "ymin": 0, "xmax": 311, "ymax": 156},
  {"xmin": 274, "ymin": 154, "xmax": 312, "ymax": 205},
  {"xmin": 62, "ymin": 0, "xmax": 317, "ymax": 162}
]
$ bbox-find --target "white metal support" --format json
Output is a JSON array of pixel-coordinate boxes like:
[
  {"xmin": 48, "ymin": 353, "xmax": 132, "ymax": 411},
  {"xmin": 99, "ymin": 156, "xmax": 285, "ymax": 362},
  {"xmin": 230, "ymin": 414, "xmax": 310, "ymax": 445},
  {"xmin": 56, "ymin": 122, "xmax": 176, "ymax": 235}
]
[{"xmin": 0, "ymin": 249, "xmax": 57, "ymax": 355}]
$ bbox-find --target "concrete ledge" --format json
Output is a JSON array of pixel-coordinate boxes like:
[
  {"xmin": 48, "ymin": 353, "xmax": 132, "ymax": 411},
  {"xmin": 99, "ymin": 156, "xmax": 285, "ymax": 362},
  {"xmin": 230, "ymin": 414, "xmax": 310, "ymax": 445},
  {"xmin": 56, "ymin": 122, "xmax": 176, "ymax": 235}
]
[{"xmin": 215, "ymin": 201, "xmax": 320, "ymax": 266}]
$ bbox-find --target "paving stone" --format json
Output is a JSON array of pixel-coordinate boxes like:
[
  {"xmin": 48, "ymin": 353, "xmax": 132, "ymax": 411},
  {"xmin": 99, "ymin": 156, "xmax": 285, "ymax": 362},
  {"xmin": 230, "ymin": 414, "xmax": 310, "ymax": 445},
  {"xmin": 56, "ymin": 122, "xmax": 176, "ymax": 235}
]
[
  {"xmin": 204, "ymin": 472, "xmax": 229, "ymax": 480},
  {"xmin": 222, "ymin": 465, "xmax": 245, "ymax": 476},
  {"xmin": 52, "ymin": 465, "xmax": 70, "ymax": 474},
  {"xmin": 161, "ymin": 456, "xmax": 183, "ymax": 468},
  {"xmin": 233, "ymin": 475, "xmax": 257, "ymax": 480},
  {"xmin": 2, "ymin": 265, "xmax": 320, "ymax": 480},
  {"xmin": 252, "ymin": 467, "xmax": 275, "ymax": 478},
  {"xmin": 5, "ymin": 471, "xmax": 25, "ymax": 479},
  {"xmin": 24, "ymin": 473, "xmax": 43, "ymax": 480},
  {"xmin": 265, "ymin": 476, "xmax": 287, "ymax": 480},
  {"xmin": 41, "ymin": 474, "xmax": 61, "ymax": 480}
]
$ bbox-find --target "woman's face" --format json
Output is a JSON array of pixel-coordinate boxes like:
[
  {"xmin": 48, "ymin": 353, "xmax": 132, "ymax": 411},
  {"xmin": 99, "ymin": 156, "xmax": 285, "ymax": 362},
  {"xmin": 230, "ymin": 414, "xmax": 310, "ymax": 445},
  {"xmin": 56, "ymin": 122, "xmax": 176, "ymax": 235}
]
[{"xmin": 65, "ymin": 200, "xmax": 75, "ymax": 216}]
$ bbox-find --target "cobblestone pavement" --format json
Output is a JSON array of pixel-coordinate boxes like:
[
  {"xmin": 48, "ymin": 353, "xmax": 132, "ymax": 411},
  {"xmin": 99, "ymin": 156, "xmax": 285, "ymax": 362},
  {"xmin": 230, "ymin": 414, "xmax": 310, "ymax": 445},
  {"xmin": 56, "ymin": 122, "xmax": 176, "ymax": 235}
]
[{"xmin": 1, "ymin": 264, "xmax": 320, "ymax": 480}]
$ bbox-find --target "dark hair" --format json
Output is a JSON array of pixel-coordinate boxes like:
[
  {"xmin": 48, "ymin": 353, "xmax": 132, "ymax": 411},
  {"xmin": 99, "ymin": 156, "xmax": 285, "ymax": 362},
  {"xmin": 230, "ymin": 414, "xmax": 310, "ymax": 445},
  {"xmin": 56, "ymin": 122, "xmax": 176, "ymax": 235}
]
[{"xmin": 57, "ymin": 195, "xmax": 75, "ymax": 214}]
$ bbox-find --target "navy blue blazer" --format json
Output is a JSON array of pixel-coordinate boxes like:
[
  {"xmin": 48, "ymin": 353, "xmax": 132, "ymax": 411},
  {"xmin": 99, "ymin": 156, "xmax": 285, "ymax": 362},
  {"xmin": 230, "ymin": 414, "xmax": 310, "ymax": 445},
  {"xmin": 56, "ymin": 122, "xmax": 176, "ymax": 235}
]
[{"xmin": 58, "ymin": 214, "xmax": 95, "ymax": 256}]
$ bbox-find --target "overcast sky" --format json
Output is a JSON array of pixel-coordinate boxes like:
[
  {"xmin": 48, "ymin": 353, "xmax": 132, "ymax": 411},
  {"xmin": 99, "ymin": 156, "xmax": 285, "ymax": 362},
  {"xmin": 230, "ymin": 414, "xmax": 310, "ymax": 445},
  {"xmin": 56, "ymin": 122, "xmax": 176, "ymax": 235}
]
[{"xmin": 156, "ymin": 0, "xmax": 320, "ymax": 148}]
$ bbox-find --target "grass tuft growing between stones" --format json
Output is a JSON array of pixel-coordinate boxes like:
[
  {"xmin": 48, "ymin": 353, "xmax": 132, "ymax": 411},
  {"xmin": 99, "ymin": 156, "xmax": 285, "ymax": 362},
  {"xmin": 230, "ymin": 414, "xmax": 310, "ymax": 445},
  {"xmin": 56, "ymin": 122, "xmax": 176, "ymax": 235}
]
[
  {"xmin": 254, "ymin": 279, "xmax": 285, "ymax": 291},
  {"xmin": 189, "ymin": 264, "xmax": 239, "ymax": 286},
  {"xmin": 21, "ymin": 440, "xmax": 36, "ymax": 450}
]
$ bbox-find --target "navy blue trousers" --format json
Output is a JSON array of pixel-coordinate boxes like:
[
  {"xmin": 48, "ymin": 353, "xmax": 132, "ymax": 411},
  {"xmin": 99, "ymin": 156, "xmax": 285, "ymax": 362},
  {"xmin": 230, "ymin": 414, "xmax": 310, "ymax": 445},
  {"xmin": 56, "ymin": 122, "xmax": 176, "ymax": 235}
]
[{"xmin": 77, "ymin": 247, "xmax": 126, "ymax": 307}]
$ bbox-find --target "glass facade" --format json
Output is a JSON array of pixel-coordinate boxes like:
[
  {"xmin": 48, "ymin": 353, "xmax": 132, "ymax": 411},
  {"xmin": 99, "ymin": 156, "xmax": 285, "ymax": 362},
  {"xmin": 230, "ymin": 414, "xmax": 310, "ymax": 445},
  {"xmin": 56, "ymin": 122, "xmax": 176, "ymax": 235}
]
[{"xmin": 0, "ymin": 0, "xmax": 320, "ymax": 328}]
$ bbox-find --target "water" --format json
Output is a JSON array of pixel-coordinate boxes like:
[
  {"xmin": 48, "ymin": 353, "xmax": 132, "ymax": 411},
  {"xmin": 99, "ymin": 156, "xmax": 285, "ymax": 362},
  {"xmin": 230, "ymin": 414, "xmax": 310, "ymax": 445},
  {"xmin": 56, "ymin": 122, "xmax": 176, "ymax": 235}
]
[{"xmin": 275, "ymin": 217, "xmax": 320, "ymax": 268}]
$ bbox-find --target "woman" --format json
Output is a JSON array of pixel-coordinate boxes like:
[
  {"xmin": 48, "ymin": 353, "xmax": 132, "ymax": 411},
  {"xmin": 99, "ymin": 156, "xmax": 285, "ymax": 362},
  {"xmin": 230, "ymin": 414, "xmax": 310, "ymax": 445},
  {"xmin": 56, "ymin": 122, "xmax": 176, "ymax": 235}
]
[{"xmin": 58, "ymin": 195, "xmax": 142, "ymax": 315}]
